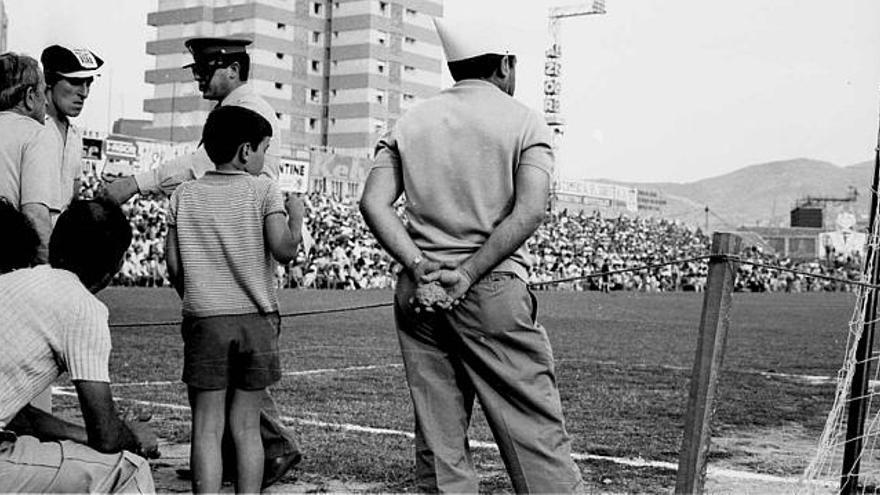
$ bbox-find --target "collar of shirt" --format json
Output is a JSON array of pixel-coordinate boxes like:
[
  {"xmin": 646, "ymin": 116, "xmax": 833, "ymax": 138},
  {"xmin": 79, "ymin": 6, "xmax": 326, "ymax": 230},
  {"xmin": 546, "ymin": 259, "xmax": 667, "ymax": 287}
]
[
  {"xmin": 44, "ymin": 113, "xmax": 80, "ymax": 140},
  {"xmin": 204, "ymin": 170, "xmax": 249, "ymax": 176},
  {"xmin": 220, "ymin": 82, "xmax": 255, "ymax": 108},
  {"xmin": 451, "ymin": 79, "xmax": 505, "ymax": 92}
]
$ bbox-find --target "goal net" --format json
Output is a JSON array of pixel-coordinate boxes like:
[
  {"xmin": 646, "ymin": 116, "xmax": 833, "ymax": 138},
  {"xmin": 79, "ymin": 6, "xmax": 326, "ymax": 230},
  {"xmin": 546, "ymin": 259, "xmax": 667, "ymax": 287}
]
[{"xmin": 801, "ymin": 199, "xmax": 880, "ymax": 493}]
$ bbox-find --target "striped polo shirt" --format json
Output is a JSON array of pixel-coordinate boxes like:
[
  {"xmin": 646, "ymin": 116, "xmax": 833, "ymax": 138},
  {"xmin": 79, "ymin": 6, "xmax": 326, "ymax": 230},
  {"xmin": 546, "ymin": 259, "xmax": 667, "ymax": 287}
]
[
  {"xmin": 0, "ymin": 266, "xmax": 111, "ymax": 428},
  {"xmin": 169, "ymin": 170, "xmax": 285, "ymax": 317}
]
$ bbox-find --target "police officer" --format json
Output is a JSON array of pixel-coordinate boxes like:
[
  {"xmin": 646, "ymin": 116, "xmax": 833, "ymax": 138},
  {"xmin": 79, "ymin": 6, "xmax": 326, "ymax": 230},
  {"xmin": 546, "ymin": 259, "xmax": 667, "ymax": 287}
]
[
  {"xmin": 360, "ymin": 19, "xmax": 584, "ymax": 492},
  {"xmin": 103, "ymin": 37, "xmax": 281, "ymax": 202},
  {"xmin": 102, "ymin": 37, "xmax": 301, "ymax": 488}
]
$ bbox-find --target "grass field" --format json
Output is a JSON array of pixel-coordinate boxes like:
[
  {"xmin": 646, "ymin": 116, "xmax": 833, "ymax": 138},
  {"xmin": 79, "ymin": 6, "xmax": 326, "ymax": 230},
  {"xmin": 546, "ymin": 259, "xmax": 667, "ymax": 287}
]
[{"xmin": 52, "ymin": 288, "xmax": 862, "ymax": 493}]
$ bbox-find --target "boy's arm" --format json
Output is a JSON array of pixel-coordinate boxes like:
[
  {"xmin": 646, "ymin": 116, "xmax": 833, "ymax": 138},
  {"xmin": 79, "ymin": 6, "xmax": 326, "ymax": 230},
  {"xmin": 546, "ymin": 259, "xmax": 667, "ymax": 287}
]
[
  {"xmin": 265, "ymin": 194, "xmax": 304, "ymax": 264},
  {"xmin": 165, "ymin": 225, "xmax": 184, "ymax": 297}
]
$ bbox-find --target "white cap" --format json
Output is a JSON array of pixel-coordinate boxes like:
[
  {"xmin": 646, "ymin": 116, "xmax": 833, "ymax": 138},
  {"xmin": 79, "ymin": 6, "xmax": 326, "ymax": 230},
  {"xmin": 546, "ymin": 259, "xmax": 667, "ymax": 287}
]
[{"xmin": 433, "ymin": 18, "xmax": 516, "ymax": 62}]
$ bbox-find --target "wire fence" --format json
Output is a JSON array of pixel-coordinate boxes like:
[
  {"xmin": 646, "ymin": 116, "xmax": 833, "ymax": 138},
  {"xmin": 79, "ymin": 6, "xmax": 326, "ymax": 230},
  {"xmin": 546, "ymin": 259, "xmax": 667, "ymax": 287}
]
[{"xmin": 108, "ymin": 252, "xmax": 877, "ymax": 329}]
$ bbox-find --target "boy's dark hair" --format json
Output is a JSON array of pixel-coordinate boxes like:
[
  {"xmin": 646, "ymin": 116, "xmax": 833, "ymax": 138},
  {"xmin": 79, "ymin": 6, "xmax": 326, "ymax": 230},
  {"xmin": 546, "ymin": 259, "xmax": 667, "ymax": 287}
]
[
  {"xmin": 49, "ymin": 198, "xmax": 132, "ymax": 288},
  {"xmin": 447, "ymin": 54, "xmax": 513, "ymax": 82},
  {"xmin": 202, "ymin": 105, "xmax": 272, "ymax": 165},
  {"xmin": 0, "ymin": 197, "xmax": 39, "ymax": 273}
]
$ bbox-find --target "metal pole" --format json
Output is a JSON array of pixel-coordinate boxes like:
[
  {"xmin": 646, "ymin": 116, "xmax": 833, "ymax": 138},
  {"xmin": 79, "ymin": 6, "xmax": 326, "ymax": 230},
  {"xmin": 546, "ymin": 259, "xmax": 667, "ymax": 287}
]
[
  {"xmin": 705, "ymin": 206, "xmax": 709, "ymax": 234},
  {"xmin": 169, "ymin": 79, "xmax": 175, "ymax": 142},
  {"xmin": 840, "ymin": 93, "xmax": 880, "ymax": 494}
]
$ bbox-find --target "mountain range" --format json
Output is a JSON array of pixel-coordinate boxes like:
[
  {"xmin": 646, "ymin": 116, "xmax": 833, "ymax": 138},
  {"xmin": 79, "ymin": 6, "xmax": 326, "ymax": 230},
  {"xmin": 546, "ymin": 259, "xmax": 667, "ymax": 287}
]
[{"xmin": 602, "ymin": 158, "xmax": 876, "ymax": 232}]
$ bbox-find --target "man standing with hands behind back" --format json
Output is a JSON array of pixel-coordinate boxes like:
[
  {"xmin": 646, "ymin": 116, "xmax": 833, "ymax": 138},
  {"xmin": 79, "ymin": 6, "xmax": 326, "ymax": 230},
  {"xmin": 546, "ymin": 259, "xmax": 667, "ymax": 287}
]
[{"xmin": 360, "ymin": 19, "xmax": 584, "ymax": 493}]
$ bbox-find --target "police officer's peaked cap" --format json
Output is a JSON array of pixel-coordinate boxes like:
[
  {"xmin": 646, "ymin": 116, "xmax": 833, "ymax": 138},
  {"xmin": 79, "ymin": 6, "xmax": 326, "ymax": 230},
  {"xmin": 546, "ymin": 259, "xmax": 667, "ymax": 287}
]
[{"xmin": 183, "ymin": 37, "xmax": 252, "ymax": 68}]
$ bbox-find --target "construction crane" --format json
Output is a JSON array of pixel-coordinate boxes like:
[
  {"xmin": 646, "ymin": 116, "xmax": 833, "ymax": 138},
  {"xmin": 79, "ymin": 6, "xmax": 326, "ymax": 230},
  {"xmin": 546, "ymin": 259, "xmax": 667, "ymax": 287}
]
[{"xmin": 544, "ymin": 0, "xmax": 606, "ymax": 147}]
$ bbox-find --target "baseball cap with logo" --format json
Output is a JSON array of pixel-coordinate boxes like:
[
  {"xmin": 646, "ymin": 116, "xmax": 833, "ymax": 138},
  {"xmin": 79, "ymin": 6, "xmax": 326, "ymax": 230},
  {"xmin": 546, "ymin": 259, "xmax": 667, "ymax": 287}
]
[{"xmin": 40, "ymin": 45, "xmax": 104, "ymax": 78}]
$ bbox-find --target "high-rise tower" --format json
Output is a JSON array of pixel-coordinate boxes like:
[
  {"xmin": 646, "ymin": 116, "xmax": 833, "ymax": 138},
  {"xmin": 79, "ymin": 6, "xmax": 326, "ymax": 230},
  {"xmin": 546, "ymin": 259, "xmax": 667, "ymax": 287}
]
[{"xmin": 143, "ymin": 0, "xmax": 443, "ymax": 157}]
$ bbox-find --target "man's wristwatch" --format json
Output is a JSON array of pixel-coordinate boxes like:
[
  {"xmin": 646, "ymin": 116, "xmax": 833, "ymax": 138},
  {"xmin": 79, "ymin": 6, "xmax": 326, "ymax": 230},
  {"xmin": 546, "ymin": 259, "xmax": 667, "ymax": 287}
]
[{"xmin": 408, "ymin": 254, "xmax": 424, "ymax": 273}]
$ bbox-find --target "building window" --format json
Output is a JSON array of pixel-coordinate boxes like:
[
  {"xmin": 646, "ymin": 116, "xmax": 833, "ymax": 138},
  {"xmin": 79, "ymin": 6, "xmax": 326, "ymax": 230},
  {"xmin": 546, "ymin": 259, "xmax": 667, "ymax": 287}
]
[
  {"xmin": 332, "ymin": 31, "xmax": 339, "ymax": 39},
  {"xmin": 330, "ymin": 89, "xmax": 338, "ymax": 98},
  {"xmin": 311, "ymin": 31, "xmax": 322, "ymax": 44},
  {"xmin": 310, "ymin": 60, "xmax": 321, "ymax": 73},
  {"xmin": 332, "ymin": 60, "xmax": 338, "ymax": 68},
  {"xmin": 277, "ymin": 22, "xmax": 286, "ymax": 30},
  {"xmin": 404, "ymin": 65, "xmax": 415, "ymax": 73},
  {"xmin": 378, "ymin": 1, "xmax": 389, "ymax": 16},
  {"xmin": 275, "ymin": 82, "xmax": 284, "ymax": 90},
  {"xmin": 309, "ymin": 89, "xmax": 320, "ymax": 102},
  {"xmin": 404, "ymin": 36, "xmax": 416, "ymax": 45},
  {"xmin": 377, "ymin": 31, "xmax": 387, "ymax": 46},
  {"xmin": 307, "ymin": 118, "xmax": 317, "ymax": 131},
  {"xmin": 330, "ymin": 117, "xmax": 336, "ymax": 126},
  {"xmin": 403, "ymin": 93, "xmax": 415, "ymax": 102},
  {"xmin": 405, "ymin": 8, "xmax": 417, "ymax": 17},
  {"xmin": 377, "ymin": 62, "xmax": 385, "ymax": 74},
  {"xmin": 275, "ymin": 112, "xmax": 282, "ymax": 119},
  {"xmin": 311, "ymin": 2, "xmax": 323, "ymax": 17},
  {"xmin": 276, "ymin": 52, "xmax": 284, "ymax": 60},
  {"xmin": 375, "ymin": 91, "xmax": 385, "ymax": 104}
]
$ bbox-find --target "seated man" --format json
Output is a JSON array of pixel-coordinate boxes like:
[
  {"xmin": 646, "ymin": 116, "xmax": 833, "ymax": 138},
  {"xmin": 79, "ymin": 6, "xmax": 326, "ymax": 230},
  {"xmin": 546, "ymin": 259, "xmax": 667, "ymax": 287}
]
[
  {"xmin": 0, "ymin": 198, "xmax": 159, "ymax": 493},
  {"xmin": 0, "ymin": 196, "xmax": 40, "ymax": 273}
]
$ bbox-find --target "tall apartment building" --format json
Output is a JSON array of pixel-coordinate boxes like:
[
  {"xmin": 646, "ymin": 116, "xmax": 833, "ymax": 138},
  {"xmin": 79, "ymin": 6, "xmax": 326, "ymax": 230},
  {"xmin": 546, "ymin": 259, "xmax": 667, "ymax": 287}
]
[
  {"xmin": 0, "ymin": 1, "xmax": 8, "ymax": 54},
  {"xmin": 143, "ymin": 0, "xmax": 443, "ymax": 157}
]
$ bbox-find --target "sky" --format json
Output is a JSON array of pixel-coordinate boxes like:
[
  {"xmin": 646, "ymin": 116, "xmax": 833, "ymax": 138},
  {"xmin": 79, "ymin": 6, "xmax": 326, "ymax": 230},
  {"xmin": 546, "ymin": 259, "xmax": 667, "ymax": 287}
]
[{"xmin": 5, "ymin": 0, "xmax": 880, "ymax": 183}]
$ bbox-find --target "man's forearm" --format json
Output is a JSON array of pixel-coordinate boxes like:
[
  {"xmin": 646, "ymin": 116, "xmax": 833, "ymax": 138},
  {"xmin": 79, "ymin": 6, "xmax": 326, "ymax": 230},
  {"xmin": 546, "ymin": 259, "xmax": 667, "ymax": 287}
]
[
  {"xmin": 458, "ymin": 209, "xmax": 544, "ymax": 282},
  {"xmin": 21, "ymin": 203, "xmax": 51, "ymax": 264},
  {"xmin": 360, "ymin": 203, "xmax": 422, "ymax": 271},
  {"xmin": 7, "ymin": 404, "xmax": 88, "ymax": 444}
]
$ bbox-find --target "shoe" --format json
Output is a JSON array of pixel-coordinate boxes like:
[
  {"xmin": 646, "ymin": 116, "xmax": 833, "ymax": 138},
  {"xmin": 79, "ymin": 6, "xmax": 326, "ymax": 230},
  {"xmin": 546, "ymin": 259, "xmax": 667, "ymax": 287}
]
[
  {"xmin": 261, "ymin": 449, "xmax": 302, "ymax": 489},
  {"xmin": 175, "ymin": 468, "xmax": 234, "ymax": 485}
]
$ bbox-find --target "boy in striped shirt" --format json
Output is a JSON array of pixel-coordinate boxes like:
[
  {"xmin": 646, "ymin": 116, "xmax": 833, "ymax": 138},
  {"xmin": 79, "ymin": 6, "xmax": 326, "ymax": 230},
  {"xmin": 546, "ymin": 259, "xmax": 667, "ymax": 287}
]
[{"xmin": 165, "ymin": 106, "xmax": 304, "ymax": 493}]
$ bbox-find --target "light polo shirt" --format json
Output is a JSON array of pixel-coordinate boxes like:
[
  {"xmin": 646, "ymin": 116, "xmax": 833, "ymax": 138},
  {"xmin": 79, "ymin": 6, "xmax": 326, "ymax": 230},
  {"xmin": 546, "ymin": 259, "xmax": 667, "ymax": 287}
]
[
  {"xmin": 0, "ymin": 266, "xmax": 112, "ymax": 428},
  {"xmin": 0, "ymin": 112, "xmax": 56, "ymax": 208},
  {"xmin": 40, "ymin": 114, "xmax": 83, "ymax": 214},
  {"xmin": 373, "ymin": 79, "xmax": 555, "ymax": 280},
  {"xmin": 168, "ymin": 171, "xmax": 285, "ymax": 317},
  {"xmin": 135, "ymin": 82, "xmax": 282, "ymax": 196}
]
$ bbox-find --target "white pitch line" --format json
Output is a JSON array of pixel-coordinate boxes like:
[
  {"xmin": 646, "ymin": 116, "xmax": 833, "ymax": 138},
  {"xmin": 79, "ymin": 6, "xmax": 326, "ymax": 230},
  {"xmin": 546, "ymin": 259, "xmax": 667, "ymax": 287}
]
[
  {"xmin": 50, "ymin": 387, "xmax": 813, "ymax": 485},
  {"xmin": 54, "ymin": 363, "xmax": 404, "ymax": 391}
]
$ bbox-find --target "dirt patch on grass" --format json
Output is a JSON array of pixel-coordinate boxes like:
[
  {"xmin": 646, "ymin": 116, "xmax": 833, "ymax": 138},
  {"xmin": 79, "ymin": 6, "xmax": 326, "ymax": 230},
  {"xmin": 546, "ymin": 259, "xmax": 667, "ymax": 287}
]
[{"xmin": 712, "ymin": 423, "xmax": 818, "ymax": 476}]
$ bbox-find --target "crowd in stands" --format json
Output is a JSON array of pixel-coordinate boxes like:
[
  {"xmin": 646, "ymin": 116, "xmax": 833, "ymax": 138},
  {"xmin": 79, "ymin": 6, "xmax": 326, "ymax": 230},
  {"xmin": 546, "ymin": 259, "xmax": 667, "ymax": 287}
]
[{"xmin": 77, "ymin": 170, "xmax": 867, "ymax": 293}]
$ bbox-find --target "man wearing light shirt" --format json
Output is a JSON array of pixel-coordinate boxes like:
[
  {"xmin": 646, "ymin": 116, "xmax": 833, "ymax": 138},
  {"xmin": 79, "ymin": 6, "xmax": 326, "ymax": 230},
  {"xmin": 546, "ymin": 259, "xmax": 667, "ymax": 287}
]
[
  {"xmin": 40, "ymin": 45, "xmax": 104, "ymax": 221},
  {"xmin": 104, "ymin": 38, "xmax": 281, "ymax": 202}
]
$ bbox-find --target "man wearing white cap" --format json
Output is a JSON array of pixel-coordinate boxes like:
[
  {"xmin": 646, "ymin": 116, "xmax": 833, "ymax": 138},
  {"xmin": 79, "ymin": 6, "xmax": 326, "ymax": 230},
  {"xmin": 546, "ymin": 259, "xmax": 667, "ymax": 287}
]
[
  {"xmin": 360, "ymin": 18, "xmax": 584, "ymax": 493},
  {"xmin": 39, "ymin": 44, "xmax": 103, "ymax": 221}
]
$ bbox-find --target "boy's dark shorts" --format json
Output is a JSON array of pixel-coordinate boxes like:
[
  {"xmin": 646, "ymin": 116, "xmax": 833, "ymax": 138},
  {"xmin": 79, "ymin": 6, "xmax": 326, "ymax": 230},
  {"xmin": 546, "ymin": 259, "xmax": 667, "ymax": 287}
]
[{"xmin": 181, "ymin": 312, "xmax": 281, "ymax": 390}]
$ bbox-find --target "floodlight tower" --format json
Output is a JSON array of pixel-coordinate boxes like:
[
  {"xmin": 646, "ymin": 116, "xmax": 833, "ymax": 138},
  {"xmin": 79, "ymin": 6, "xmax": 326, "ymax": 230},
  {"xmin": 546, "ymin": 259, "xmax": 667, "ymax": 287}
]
[{"xmin": 545, "ymin": 1, "xmax": 606, "ymax": 188}]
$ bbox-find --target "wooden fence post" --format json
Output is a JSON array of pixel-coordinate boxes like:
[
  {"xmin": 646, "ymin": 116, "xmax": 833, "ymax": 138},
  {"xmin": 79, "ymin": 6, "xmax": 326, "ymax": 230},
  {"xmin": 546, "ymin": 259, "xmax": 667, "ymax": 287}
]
[{"xmin": 675, "ymin": 232, "xmax": 741, "ymax": 494}]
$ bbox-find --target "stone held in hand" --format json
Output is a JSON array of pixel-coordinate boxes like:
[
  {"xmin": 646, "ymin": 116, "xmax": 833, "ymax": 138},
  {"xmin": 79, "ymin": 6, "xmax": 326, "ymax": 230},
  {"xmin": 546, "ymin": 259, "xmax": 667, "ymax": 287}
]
[{"xmin": 414, "ymin": 281, "xmax": 452, "ymax": 308}]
